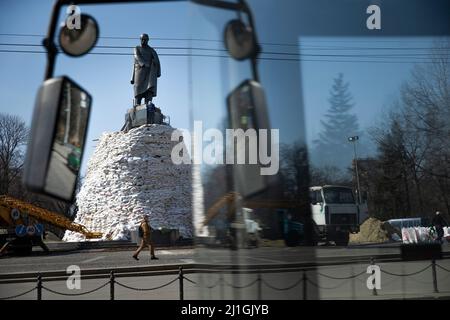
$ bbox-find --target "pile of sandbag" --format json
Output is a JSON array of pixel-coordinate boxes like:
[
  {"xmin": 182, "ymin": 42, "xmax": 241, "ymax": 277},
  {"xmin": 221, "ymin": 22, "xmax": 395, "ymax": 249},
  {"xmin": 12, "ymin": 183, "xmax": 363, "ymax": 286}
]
[
  {"xmin": 402, "ymin": 227, "xmax": 450, "ymax": 244},
  {"xmin": 349, "ymin": 217, "xmax": 401, "ymax": 244},
  {"xmin": 63, "ymin": 124, "xmax": 192, "ymax": 242}
]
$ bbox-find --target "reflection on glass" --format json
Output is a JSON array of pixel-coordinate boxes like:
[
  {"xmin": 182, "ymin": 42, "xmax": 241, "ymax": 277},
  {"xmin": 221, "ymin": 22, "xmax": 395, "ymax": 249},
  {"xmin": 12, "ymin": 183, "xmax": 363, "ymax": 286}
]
[
  {"xmin": 227, "ymin": 80, "xmax": 269, "ymax": 198},
  {"xmin": 190, "ymin": 1, "xmax": 317, "ymax": 300},
  {"xmin": 322, "ymin": 187, "xmax": 355, "ymax": 204},
  {"xmin": 190, "ymin": 0, "xmax": 449, "ymax": 300},
  {"xmin": 44, "ymin": 80, "xmax": 90, "ymax": 201}
]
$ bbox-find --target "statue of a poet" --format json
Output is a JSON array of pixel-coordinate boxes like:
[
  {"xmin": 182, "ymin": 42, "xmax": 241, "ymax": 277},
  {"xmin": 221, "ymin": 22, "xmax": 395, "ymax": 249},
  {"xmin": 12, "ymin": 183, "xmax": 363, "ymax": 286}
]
[{"xmin": 130, "ymin": 33, "xmax": 161, "ymax": 106}]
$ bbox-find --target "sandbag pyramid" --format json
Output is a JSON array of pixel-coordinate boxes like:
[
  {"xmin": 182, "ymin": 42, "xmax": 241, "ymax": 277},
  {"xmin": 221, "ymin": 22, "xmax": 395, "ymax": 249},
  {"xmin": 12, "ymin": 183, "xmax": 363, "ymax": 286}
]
[{"xmin": 63, "ymin": 124, "xmax": 192, "ymax": 241}]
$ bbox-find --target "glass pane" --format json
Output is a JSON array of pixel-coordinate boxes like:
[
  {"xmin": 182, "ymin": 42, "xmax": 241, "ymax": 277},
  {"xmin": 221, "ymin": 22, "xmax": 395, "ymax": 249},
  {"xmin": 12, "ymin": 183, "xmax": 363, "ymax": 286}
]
[
  {"xmin": 189, "ymin": 0, "xmax": 317, "ymax": 300},
  {"xmin": 45, "ymin": 79, "xmax": 91, "ymax": 200},
  {"xmin": 189, "ymin": 0, "xmax": 450, "ymax": 300}
]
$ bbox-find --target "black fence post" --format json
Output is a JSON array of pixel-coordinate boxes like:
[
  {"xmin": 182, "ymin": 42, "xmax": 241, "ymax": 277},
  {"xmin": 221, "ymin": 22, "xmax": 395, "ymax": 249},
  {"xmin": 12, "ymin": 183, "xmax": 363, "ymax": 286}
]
[
  {"xmin": 37, "ymin": 274, "xmax": 42, "ymax": 301},
  {"xmin": 179, "ymin": 267, "xmax": 184, "ymax": 301},
  {"xmin": 110, "ymin": 271, "xmax": 115, "ymax": 300},
  {"xmin": 302, "ymin": 271, "xmax": 307, "ymax": 300},
  {"xmin": 257, "ymin": 271, "xmax": 262, "ymax": 300},
  {"xmin": 431, "ymin": 259, "xmax": 439, "ymax": 293}
]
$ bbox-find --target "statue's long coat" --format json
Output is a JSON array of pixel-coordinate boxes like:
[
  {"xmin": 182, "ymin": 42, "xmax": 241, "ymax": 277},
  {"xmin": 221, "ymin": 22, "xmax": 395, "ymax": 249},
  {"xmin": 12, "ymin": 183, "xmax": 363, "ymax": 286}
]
[{"xmin": 131, "ymin": 45, "xmax": 161, "ymax": 97}]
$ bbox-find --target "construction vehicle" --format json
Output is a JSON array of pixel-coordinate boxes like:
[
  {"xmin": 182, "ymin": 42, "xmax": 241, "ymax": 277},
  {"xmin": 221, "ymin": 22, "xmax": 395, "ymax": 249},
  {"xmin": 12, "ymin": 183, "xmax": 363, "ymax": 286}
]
[
  {"xmin": 202, "ymin": 193, "xmax": 258, "ymax": 248},
  {"xmin": 276, "ymin": 209, "xmax": 305, "ymax": 247},
  {"xmin": 310, "ymin": 186, "xmax": 361, "ymax": 246},
  {"xmin": 0, "ymin": 196, "xmax": 102, "ymax": 255},
  {"xmin": 202, "ymin": 192, "xmax": 310, "ymax": 248},
  {"xmin": 242, "ymin": 208, "xmax": 262, "ymax": 247},
  {"xmin": 203, "ymin": 189, "xmax": 363, "ymax": 247}
]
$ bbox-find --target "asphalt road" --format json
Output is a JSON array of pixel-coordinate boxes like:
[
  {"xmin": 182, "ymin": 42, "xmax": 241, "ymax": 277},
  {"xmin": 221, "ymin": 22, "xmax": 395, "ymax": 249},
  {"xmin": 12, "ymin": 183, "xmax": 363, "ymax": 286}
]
[
  {"xmin": 1, "ymin": 245, "xmax": 450, "ymax": 300},
  {"xmin": 1, "ymin": 258, "xmax": 449, "ymax": 300},
  {"xmin": 0, "ymin": 244, "xmax": 449, "ymax": 274},
  {"xmin": 0, "ymin": 248, "xmax": 195, "ymax": 274}
]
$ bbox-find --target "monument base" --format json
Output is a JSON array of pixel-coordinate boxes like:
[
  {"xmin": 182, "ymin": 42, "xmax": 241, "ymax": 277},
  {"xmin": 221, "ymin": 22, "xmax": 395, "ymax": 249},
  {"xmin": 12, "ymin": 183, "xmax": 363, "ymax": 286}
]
[{"xmin": 122, "ymin": 103, "xmax": 170, "ymax": 131}]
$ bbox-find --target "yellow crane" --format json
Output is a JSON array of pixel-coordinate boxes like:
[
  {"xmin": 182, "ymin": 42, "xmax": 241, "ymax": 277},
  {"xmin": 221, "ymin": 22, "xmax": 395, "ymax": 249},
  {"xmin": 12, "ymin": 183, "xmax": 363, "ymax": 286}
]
[
  {"xmin": 0, "ymin": 195, "xmax": 101, "ymax": 254},
  {"xmin": 0, "ymin": 195, "xmax": 102, "ymax": 239},
  {"xmin": 203, "ymin": 192, "xmax": 307, "ymax": 226}
]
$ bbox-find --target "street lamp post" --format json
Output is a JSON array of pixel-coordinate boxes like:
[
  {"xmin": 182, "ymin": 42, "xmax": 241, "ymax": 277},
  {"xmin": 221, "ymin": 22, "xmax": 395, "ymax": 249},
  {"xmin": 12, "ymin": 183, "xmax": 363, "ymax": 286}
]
[{"xmin": 348, "ymin": 136, "xmax": 362, "ymax": 205}]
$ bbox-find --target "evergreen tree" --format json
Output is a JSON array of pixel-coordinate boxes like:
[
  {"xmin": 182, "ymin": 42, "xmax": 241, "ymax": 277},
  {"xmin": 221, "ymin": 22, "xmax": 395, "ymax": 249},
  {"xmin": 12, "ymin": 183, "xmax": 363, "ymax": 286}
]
[{"xmin": 313, "ymin": 73, "xmax": 362, "ymax": 170}]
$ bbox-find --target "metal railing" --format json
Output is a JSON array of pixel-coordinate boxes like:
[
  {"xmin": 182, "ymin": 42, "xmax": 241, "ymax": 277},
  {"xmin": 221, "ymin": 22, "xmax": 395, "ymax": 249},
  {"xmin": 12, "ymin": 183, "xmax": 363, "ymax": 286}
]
[{"xmin": 1, "ymin": 260, "xmax": 449, "ymax": 300}]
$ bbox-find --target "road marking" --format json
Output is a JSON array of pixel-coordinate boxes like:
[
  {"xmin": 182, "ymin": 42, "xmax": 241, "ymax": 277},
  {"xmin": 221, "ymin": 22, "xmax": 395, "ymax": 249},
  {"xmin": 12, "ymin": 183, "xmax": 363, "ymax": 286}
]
[
  {"xmin": 158, "ymin": 250, "xmax": 194, "ymax": 255},
  {"xmin": 158, "ymin": 250, "xmax": 175, "ymax": 255},
  {"xmin": 180, "ymin": 259, "xmax": 195, "ymax": 264},
  {"xmin": 81, "ymin": 256, "xmax": 106, "ymax": 264}
]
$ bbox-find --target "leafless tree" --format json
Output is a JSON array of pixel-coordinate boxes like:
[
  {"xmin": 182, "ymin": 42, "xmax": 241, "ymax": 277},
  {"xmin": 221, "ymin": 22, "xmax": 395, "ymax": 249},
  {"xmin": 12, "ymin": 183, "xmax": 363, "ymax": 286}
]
[
  {"xmin": 401, "ymin": 40, "xmax": 450, "ymax": 215},
  {"xmin": 279, "ymin": 142, "xmax": 310, "ymax": 198},
  {"xmin": 0, "ymin": 113, "xmax": 29, "ymax": 195},
  {"xmin": 368, "ymin": 40, "xmax": 450, "ymax": 219}
]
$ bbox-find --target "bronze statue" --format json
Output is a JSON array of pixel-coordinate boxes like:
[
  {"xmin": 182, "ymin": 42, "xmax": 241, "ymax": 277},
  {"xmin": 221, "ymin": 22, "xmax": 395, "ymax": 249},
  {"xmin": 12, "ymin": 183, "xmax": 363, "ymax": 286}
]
[{"xmin": 131, "ymin": 34, "xmax": 161, "ymax": 106}]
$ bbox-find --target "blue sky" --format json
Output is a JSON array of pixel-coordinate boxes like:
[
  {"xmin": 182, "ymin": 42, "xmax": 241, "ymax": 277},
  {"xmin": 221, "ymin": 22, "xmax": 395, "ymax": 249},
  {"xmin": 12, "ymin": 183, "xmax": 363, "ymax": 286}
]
[
  {"xmin": 0, "ymin": 0, "xmax": 192, "ymax": 175},
  {"xmin": 299, "ymin": 36, "xmax": 436, "ymax": 147},
  {"xmin": 0, "ymin": 0, "xmax": 445, "ymax": 176}
]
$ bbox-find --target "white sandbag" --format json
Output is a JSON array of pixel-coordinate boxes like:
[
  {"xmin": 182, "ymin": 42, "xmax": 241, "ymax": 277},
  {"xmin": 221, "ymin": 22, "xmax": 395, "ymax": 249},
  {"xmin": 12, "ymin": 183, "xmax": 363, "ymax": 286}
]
[
  {"xmin": 417, "ymin": 227, "xmax": 428, "ymax": 242},
  {"xmin": 408, "ymin": 227, "xmax": 418, "ymax": 244},
  {"xmin": 63, "ymin": 125, "xmax": 193, "ymax": 242},
  {"xmin": 402, "ymin": 228, "xmax": 411, "ymax": 243}
]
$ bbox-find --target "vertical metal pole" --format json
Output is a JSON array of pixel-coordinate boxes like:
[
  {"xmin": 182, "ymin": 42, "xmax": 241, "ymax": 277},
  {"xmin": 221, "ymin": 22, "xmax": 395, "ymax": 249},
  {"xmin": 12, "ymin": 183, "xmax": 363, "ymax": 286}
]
[
  {"xmin": 37, "ymin": 275, "xmax": 42, "ymax": 301},
  {"xmin": 110, "ymin": 271, "xmax": 115, "ymax": 301},
  {"xmin": 257, "ymin": 271, "xmax": 262, "ymax": 300},
  {"xmin": 239, "ymin": 0, "xmax": 260, "ymax": 83},
  {"xmin": 251, "ymin": 58, "xmax": 260, "ymax": 83},
  {"xmin": 179, "ymin": 267, "xmax": 184, "ymax": 301},
  {"xmin": 302, "ymin": 271, "xmax": 307, "ymax": 300},
  {"xmin": 432, "ymin": 259, "xmax": 439, "ymax": 293},
  {"xmin": 43, "ymin": 0, "xmax": 62, "ymax": 80}
]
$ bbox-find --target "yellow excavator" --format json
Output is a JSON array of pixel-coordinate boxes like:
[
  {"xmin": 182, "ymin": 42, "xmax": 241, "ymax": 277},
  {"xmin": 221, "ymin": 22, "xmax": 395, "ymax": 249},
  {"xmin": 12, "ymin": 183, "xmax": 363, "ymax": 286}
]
[{"xmin": 0, "ymin": 195, "xmax": 101, "ymax": 255}]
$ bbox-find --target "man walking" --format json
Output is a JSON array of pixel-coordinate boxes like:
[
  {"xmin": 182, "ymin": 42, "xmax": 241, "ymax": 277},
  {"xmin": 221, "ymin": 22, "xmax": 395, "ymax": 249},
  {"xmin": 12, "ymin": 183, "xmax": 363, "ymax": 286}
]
[
  {"xmin": 432, "ymin": 211, "xmax": 448, "ymax": 244},
  {"xmin": 133, "ymin": 215, "xmax": 158, "ymax": 261}
]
